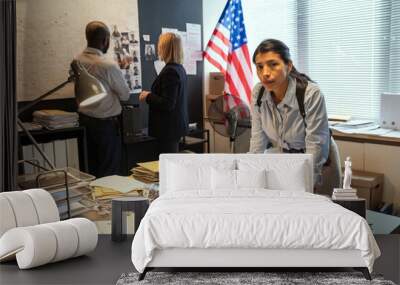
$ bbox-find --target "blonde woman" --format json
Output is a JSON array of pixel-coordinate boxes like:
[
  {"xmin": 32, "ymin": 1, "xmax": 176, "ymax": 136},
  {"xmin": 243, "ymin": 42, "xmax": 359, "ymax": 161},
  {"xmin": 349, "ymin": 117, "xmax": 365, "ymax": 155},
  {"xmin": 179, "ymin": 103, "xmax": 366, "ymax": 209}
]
[{"xmin": 139, "ymin": 33, "xmax": 188, "ymax": 154}]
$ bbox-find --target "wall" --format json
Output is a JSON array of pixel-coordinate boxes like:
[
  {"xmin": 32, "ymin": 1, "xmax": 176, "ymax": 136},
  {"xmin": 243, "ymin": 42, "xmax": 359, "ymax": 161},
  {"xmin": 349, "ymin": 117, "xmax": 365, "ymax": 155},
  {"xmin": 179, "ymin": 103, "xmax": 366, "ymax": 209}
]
[
  {"xmin": 137, "ymin": 0, "xmax": 204, "ymax": 129},
  {"xmin": 16, "ymin": 0, "xmax": 139, "ymax": 101}
]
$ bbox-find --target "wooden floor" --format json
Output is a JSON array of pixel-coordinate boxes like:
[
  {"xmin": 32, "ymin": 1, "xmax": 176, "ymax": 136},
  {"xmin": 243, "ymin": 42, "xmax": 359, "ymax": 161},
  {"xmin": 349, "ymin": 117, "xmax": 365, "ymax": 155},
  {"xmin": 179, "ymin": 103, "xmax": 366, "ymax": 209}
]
[{"xmin": 0, "ymin": 235, "xmax": 134, "ymax": 285}]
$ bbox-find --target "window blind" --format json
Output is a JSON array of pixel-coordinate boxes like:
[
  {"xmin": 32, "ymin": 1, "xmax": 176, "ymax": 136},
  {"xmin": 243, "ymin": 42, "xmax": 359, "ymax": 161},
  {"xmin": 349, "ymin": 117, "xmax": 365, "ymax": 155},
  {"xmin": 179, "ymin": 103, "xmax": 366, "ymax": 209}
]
[
  {"xmin": 243, "ymin": 0, "xmax": 297, "ymax": 84},
  {"xmin": 299, "ymin": 0, "xmax": 392, "ymax": 120},
  {"xmin": 389, "ymin": 1, "xmax": 400, "ymax": 93}
]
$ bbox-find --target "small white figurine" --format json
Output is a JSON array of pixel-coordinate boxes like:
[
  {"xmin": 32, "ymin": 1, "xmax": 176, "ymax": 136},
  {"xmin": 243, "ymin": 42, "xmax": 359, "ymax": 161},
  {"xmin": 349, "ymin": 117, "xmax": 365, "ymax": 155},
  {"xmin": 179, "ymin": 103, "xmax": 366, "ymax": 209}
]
[{"xmin": 343, "ymin": 157, "xmax": 352, "ymax": 189}]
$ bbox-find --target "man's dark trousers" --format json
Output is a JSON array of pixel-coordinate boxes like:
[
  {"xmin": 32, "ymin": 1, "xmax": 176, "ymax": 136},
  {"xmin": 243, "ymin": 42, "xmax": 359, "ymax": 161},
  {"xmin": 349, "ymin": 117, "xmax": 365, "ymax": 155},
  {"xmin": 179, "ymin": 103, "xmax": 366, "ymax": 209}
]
[{"xmin": 79, "ymin": 114, "xmax": 122, "ymax": 178}]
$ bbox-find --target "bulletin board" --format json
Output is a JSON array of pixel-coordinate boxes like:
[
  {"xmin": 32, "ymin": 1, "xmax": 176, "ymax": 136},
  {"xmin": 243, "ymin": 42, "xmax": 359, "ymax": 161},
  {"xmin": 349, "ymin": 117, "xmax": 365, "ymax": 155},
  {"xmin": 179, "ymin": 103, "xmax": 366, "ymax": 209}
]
[
  {"xmin": 137, "ymin": 0, "xmax": 204, "ymax": 129},
  {"xmin": 16, "ymin": 0, "xmax": 140, "ymax": 102}
]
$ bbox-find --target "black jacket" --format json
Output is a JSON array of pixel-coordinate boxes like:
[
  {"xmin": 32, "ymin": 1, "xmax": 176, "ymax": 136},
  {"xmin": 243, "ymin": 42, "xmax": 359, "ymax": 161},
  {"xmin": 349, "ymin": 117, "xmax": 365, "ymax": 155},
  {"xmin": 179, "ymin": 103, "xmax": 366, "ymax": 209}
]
[{"xmin": 146, "ymin": 63, "xmax": 188, "ymax": 140}]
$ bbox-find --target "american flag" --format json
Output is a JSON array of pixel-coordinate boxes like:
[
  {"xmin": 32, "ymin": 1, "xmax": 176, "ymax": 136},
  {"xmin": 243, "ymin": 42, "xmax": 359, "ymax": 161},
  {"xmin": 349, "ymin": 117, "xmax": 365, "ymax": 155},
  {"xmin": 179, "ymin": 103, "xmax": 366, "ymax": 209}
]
[{"xmin": 204, "ymin": 0, "xmax": 252, "ymax": 108}]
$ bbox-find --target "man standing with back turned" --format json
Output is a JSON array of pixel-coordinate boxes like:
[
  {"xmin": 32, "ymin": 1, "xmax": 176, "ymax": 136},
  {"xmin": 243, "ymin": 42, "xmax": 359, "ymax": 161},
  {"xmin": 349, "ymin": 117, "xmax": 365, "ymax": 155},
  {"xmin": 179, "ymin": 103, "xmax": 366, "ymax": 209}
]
[{"xmin": 75, "ymin": 21, "xmax": 130, "ymax": 178}]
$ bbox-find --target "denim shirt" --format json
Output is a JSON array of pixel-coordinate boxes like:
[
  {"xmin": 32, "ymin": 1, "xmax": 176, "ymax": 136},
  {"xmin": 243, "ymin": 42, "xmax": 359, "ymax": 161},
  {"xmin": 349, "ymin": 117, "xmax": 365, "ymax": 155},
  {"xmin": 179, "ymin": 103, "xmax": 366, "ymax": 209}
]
[{"xmin": 249, "ymin": 76, "xmax": 330, "ymax": 184}]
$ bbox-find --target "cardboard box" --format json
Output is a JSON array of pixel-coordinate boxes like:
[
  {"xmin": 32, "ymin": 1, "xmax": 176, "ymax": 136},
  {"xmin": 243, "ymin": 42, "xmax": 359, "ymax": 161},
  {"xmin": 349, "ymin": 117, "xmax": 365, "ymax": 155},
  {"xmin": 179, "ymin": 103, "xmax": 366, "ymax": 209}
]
[
  {"xmin": 205, "ymin": 94, "xmax": 223, "ymax": 116},
  {"xmin": 209, "ymin": 72, "xmax": 224, "ymax": 95},
  {"xmin": 351, "ymin": 170, "xmax": 384, "ymax": 210}
]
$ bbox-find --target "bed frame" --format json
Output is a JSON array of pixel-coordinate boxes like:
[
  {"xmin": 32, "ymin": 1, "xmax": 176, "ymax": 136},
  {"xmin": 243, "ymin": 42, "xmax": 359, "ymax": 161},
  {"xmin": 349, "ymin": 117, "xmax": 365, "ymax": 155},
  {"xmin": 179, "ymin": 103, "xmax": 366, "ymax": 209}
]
[
  {"xmin": 137, "ymin": 154, "xmax": 372, "ymax": 281},
  {"xmin": 139, "ymin": 248, "xmax": 371, "ymax": 280}
]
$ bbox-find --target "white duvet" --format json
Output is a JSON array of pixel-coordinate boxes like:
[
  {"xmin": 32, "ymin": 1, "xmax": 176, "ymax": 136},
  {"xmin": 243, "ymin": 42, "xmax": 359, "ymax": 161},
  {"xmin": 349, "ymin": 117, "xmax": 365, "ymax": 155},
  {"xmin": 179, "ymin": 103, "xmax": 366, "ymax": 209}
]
[{"xmin": 131, "ymin": 190, "xmax": 380, "ymax": 273}]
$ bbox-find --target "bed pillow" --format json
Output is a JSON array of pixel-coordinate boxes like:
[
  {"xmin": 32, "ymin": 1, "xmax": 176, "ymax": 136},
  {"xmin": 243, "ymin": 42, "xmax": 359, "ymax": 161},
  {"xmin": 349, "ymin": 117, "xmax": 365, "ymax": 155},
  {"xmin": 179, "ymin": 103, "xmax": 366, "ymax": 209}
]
[
  {"xmin": 266, "ymin": 162, "xmax": 307, "ymax": 191},
  {"xmin": 237, "ymin": 159, "xmax": 308, "ymax": 191},
  {"xmin": 211, "ymin": 168, "xmax": 237, "ymax": 190},
  {"xmin": 211, "ymin": 169, "xmax": 267, "ymax": 190},
  {"xmin": 167, "ymin": 162, "xmax": 209, "ymax": 191},
  {"xmin": 236, "ymin": 169, "xmax": 267, "ymax": 189},
  {"xmin": 166, "ymin": 160, "xmax": 235, "ymax": 192}
]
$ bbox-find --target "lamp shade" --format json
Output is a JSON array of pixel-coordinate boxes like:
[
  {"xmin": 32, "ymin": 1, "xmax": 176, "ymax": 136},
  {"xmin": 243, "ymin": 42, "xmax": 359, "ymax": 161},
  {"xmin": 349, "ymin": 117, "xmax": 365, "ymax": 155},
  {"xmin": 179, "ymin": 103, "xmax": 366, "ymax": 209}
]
[{"xmin": 70, "ymin": 60, "xmax": 107, "ymax": 107}]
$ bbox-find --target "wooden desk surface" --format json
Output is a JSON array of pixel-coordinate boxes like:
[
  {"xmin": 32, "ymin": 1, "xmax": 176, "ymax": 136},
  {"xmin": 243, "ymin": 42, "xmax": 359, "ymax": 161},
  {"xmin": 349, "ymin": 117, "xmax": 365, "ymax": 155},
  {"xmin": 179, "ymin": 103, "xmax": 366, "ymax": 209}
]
[{"xmin": 332, "ymin": 129, "xmax": 400, "ymax": 146}]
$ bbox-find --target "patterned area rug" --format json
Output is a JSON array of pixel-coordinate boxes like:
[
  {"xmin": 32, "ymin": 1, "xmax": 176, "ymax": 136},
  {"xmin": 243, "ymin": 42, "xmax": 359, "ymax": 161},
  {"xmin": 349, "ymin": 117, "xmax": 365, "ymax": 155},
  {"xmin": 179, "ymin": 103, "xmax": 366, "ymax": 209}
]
[{"xmin": 116, "ymin": 271, "xmax": 395, "ymax": 285}]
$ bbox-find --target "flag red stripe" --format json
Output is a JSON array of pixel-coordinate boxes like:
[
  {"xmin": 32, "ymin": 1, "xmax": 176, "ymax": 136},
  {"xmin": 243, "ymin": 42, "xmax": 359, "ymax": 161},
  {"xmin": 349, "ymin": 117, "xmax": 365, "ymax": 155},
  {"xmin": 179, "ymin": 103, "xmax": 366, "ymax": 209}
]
[
  {"xmin": 224, "ymin": 68, "xmax": 241, "ymax": 103},
  {"xmin": 204, "ymin": 52, "xmax": 226, "ymax": 74},
  {"xmin": 207, "ymin": 40, "xmax": 228, "ymax": 62},
  {"xmin": 231, "ymin": 50, "xmax": 252, "ymax": 99},
  {"xmin": 241, "ymin": 44, "xmax": 252, "ymax": 70},
  {"xmin": 213, "ymin": 29, "xmax": 230, "ymax": 47}
]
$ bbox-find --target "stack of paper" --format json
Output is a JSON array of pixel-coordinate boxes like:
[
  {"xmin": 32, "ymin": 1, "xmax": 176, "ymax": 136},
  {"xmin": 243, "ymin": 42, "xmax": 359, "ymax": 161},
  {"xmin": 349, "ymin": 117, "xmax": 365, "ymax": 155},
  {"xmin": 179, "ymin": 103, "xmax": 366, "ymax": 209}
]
[
  {"xmin": 332, "ymin": 188, "xmax": 358, "ymax": 200},
  {"xmin": 141, "ymin": 183, "xmax": 159, "ymax": 202},
  {"xmin": 131, "ymin": 161, "xmax": 159, "ymax": 183},
  {"xmin": 90, "ymin": 175, "xmax": 147, "ymax": 193},
  {"xmin": 33, "ymin": 109, "xmax": 79, "ymax": 130},
  {"xmin": 328, "ymin": 114, "xmax": 352, "ymax": 122},
  {"xmin": 331, "ymin": 120, "xmax": 381, "ymax": 134},
  {"xmin": 59, "ymin": 199, "xmax": 97, "ymax": 220},
  {"xmin": 17, "ymin": 121, "xmax": 43, "ymax": 132},
  {"xmin": 17, "ymin": 168, "xmax": 96, "ymax": 219},
  {"xmin": 89, "ymin": 175, "xmax": 148, "ymax": 214}
]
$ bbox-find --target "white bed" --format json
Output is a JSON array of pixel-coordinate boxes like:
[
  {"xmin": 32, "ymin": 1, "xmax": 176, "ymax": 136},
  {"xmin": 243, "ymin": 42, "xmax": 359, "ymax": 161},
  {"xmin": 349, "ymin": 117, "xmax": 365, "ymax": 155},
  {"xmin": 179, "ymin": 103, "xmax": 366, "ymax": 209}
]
[{"xmin": 131, "ymin": 154, "xmax": 380, "ymax": 280}]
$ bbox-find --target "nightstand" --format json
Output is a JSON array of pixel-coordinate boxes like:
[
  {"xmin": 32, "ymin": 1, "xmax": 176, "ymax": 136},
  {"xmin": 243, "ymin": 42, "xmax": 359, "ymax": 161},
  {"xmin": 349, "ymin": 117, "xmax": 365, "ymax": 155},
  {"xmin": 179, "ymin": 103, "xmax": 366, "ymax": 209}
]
[{"xmin": 332, "ymin": 198, "xmax": 366, "ymax": 218}]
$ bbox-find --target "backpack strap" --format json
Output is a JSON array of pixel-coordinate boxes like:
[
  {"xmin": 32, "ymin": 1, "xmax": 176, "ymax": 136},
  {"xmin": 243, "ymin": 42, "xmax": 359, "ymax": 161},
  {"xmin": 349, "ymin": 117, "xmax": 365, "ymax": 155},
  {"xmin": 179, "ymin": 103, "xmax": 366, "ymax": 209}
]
[
  {"xmin": 256, "ymin": 86, "xmax": 265, "ymax": 109},
  {"xmin": 294, "ymin": 78, "xmax": 308, "ymax": 128}
]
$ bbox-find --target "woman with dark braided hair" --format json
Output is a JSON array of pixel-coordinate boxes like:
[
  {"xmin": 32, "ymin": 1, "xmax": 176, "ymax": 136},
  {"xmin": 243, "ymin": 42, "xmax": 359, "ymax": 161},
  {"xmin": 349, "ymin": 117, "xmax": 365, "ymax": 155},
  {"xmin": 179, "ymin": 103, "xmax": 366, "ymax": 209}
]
[{"xmin": 249, "ymin": 39, "xmax": 341, "ymax": 193}]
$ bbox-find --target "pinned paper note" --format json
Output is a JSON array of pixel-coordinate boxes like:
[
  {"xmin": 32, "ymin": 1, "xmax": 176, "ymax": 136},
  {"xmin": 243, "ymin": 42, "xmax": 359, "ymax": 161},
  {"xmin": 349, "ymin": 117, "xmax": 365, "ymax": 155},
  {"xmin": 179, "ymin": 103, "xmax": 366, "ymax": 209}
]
[
  {"xmin": 143, "ymin": 34, "xmax": 150, "ymax": 42},
  {"xmin": 162, "ymin": 27, "xmax": 178, "ymax": 34},
  {"xmin": 184, "ymin": 61, "xmax": 197, "ymax": 75},
  {"xmin": 191, "ymin": 50, "xmax": 203, "ymax": 61},
  {"xmin": 186, "ymin": 23, "xmax": 201, "ymax": 50}
]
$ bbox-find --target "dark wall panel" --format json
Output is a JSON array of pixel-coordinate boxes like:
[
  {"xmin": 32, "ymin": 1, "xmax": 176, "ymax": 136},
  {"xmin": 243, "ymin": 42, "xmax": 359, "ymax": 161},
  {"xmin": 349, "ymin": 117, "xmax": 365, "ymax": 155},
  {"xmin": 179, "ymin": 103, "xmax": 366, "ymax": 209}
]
[{"xmin": 138, "ymin": 0, "xmax": 203, "ymax": 129}]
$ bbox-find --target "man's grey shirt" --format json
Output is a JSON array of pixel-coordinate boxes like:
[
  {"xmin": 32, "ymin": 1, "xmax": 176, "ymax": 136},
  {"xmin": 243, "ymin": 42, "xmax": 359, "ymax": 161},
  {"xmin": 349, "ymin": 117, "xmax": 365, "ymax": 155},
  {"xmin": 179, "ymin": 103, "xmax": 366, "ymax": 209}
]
[
  {"xmin": 75, "ymin": 47, "xmax": 130, "ymax": 118},
  {"xmin": 249, "ymin": 76, "xmax": 330, "ymax": 184}
]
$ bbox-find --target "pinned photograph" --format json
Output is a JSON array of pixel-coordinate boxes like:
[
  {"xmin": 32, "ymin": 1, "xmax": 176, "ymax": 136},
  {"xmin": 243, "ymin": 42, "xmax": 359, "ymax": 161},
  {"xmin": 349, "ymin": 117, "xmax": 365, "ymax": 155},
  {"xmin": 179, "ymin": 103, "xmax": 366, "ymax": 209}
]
[
  {"xmin": 124, "ymin": 68, "xmax": 133, "ymax": 91},
  {"xmin": 133, "ymin": 64, "xmax": 139, "ymax": 76},
  {"xmin": 129, "ymin": 31, "xmax": 139, "ymax": 44},
  {"xmin": 133, "ymin": 78, "xmax": 142, "ymax": 92},
  {"xmin": 113, "ymin": 38, "xmax": 122, "ymax": 53},
  {"xmin": 121, "ymin": 32, "xmax": 130, "ymax": 53},
  {"xmin": 111, "ymin": 24, "xmax": 121, "ymax": 38},
  {"xmin": 145, "ymin": 44, "xmax": 156, "ymax": 61},
  {"xmin": 132, "ymin": 50, "xmax": 139, "ymax": 63}
]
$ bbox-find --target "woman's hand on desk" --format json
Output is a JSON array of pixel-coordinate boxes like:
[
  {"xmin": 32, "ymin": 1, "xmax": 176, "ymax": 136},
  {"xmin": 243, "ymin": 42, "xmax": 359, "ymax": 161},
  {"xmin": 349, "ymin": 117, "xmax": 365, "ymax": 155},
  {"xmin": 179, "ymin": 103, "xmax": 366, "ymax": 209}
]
[{"xmin": 139, "ymin": 91, "xmax": 151, "ymax": 102}]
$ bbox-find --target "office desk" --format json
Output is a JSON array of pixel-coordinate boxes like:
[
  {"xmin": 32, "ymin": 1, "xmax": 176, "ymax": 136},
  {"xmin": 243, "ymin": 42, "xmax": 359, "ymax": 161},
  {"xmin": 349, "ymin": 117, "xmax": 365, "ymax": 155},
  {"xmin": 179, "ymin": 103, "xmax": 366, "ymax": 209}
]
[
  {"xmin": 18, "ymin": 126, "xmax": 88, "ymax": 172},
  {"xmin": 122, "ymin": 131, "xmax": 210, "ymax": 175},
  {"xmin": 122, "ymin": 135, "xmax": 158, "ymax": 176},
  {"xmin": 181, "ymin": 128, "xmax": 210, "ymax": 153},
  {"xmin": 332, "ymin": 129, "xmax": 400, "ymax": 146}
]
